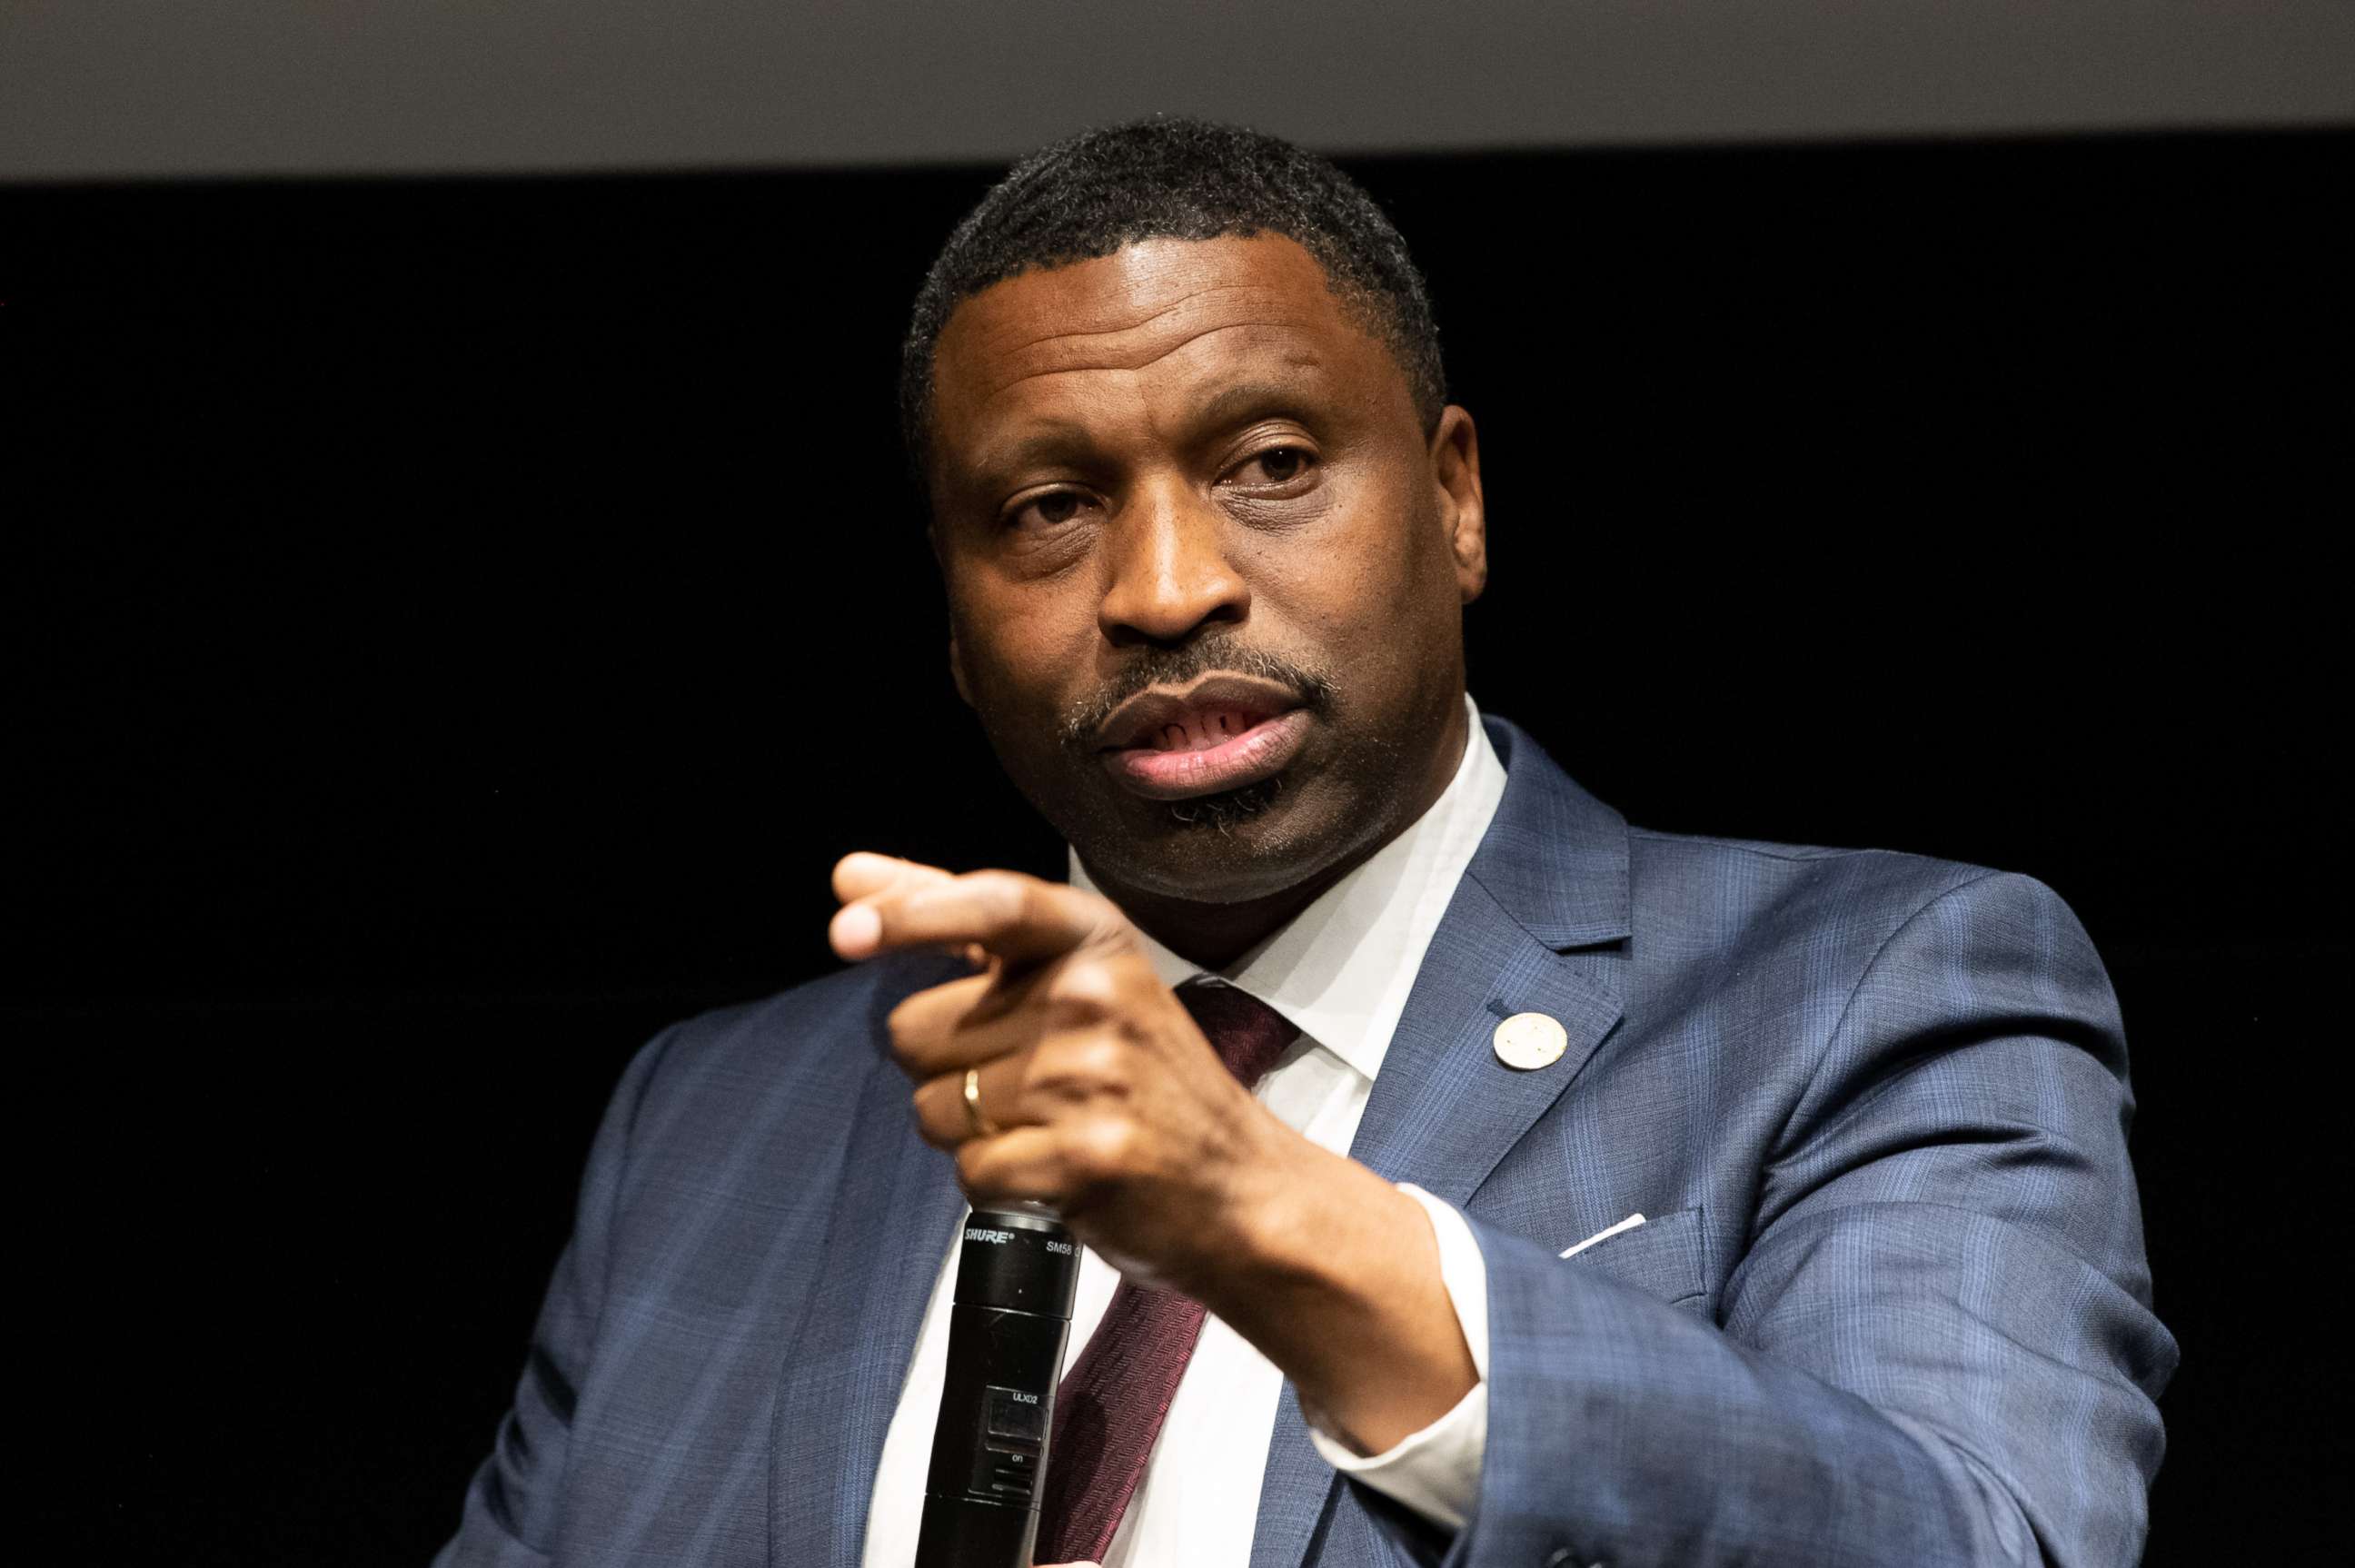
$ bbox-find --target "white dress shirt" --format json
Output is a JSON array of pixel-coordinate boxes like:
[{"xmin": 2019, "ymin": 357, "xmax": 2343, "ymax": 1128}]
[{"xmin": 861, "ymin": 697, "xmax": 1506, "ymax": 1567}]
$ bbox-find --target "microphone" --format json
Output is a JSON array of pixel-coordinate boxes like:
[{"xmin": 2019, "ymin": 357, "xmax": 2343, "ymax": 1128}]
[{"xmin": 914, "ymin": 1205, "xmax": 1081, "ymax": 1568}]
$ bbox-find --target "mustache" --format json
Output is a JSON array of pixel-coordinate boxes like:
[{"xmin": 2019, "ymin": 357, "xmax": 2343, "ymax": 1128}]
[{"xmin": 1057, "ymin": 639, "xmax": 1336, "ymax": 752}]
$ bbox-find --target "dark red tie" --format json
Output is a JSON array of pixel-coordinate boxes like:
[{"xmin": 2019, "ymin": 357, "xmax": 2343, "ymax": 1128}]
[{"xmin": 1032, "ymin": 980, "xmax": 1298, "ymax": 1564}]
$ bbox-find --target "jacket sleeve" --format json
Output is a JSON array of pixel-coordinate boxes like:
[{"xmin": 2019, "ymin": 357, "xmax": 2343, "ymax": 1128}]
[
  {"xmin": 432, "ymin": 1025, "xmax": 681, "ymax": 1568},
  {"xmin": 1447, "ymin": 871, "xmax": 2177, "ymax": 1568}
]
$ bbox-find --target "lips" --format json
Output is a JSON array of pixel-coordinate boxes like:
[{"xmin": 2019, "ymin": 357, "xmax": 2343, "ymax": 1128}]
[{"xmin": 1094, "ymin": 674, "xmax": 1312, "ymax": 802}]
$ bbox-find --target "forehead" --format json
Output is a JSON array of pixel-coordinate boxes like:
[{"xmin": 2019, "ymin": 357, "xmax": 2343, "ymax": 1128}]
[{"xmin": 929, "ymin": 233, "xmax": 1398, "ymax": 479}]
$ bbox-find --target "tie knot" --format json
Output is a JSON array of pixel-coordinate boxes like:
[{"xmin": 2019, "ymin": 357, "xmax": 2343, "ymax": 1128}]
[{"xmin": 1177, "ymin": 979, "xmax": 1298, "ymax": 1091}]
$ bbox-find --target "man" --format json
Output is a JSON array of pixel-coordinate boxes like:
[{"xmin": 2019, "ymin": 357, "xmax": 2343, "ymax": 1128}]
[{"xmin": 437, "ymin": 119, "xmax": 2174, "ymax": 1568}]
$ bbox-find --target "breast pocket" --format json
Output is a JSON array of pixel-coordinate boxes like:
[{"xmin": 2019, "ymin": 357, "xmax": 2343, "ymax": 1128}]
[{"xmin": 1562, "ymin": 1206, "xmax": 1709, "ymax": 1311}]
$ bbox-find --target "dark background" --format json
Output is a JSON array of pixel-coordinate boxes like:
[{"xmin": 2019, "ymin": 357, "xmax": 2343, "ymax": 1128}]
[{"xmin": 10, "ymin": 128, "xmax": 2350, "ymax": 1563}]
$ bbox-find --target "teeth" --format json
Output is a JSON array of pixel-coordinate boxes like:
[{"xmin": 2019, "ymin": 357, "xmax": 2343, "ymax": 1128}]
[
  {"xmin": 1141, "ymin": 709, "xmax": 1262, "ymax": 752},
  {"xmin": 1163, "ymin": 715, "xmax": 1252, "ymax": 753}
]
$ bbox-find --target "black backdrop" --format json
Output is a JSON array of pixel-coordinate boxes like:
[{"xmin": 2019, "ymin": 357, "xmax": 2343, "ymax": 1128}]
[{"xmin": 11, "ymin": 129, "xmax": 2349, "ymax": 1563}]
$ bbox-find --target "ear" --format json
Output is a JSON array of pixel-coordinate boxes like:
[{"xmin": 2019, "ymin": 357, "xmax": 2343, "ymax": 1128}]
[
  {"xmin": 1430, "ymin": 405, "xmax": 1487, "ymax": 604},
  {"xmin": 930, "ymin": 520, "xmax": 977, "ymax": 709},
  {"xmin": 947, "ymin": 629, "xmax": 973, "ymax": 708}
]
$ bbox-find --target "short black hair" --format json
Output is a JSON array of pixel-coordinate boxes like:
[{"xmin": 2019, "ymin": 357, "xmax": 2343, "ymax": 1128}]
[{"xmin": 899, "ymin": 115, "xmax": 1447, "ymax": 488}]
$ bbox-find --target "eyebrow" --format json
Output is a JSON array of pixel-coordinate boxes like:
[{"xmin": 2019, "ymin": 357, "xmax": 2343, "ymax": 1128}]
[
  {"xmin": 962, "ymin": 420, "xmax": 1100, "ymax": 493},
  {"xmin": 958, "ymin": 369, "xmax": 1331, "ymax": 497},
  {"xmin": 1184, "ymin": 377, "xmax": 1323, "ymax": 435}
]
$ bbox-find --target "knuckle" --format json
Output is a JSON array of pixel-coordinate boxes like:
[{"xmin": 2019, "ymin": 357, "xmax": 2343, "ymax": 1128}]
[
  {"xmin": 1047, "ymin": 960, "xmax": 1119, "ymax": 1014},
  {"xmin": 1074, "ymin": 888, "xmax": 1136, "ymax": 948},
  {"xmin": 966, "ymin": 870, "xmax": 1028, "ymax": 927},
  {"xmin": 883, "ymin": 1009, "xmax": 928, "ymax": 1068},
  {"xmin": 1074, "ymin": 1036, "xmax": 1128, "ymax": 1085},
  {"xmin": 1030, "ymin": 1033, "xmax": 1126, "ymax": 1097},
  {"xmin": 914, "ymin": 1089, "xmax": 958, "ymax": 1149},
  {"xmin": 1066, "ymin": 1116, "xmax": 1138, "ymax": 1182}
]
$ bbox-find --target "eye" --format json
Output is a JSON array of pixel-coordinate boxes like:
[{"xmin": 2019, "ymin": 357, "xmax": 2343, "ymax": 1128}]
[
  {"xmin": 1006, "ymin": 489, "xmax": 1097, "ymax": 531},
  {"xmin": 1229, "ymin": 446, "xmax": 1317, "ymax": 487}
]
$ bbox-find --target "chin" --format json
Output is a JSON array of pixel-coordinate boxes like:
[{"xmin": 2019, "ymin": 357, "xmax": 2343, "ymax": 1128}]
[{"xmin": 1072, "ymin": 779, "xmax": 1365, "ymax": 906}]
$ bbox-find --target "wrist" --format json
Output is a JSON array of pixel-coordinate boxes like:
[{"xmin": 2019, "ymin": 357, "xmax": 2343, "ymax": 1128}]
[
  {"xmin": 1192, "ymin": 1142, "xmax": 1476, "ymax": 1454},
  {"xmin": 1173, "ymin": 1104, "xmax": 1344, "ymax": 1304},
  {"xmin": 1227, "ymin": 1143, "xmax": 1366, "ymax": 1285}
]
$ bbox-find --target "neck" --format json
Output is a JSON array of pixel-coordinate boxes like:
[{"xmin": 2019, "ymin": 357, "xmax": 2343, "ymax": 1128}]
[{"xmin": 1100, "ymin": 857, "xmax": 1363, "ymax": 972}]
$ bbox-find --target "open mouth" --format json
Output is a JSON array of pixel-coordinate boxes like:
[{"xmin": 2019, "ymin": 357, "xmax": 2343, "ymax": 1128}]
[{"xmin": 1093, "ymin": 675, "xmax": 1313, "ymax": 802}]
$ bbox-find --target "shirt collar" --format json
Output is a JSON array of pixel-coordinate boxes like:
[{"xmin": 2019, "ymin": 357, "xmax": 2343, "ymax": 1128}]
[{"xmin": 1068, "ymin": 694, "xmax": 1508, "ymax": 1084}]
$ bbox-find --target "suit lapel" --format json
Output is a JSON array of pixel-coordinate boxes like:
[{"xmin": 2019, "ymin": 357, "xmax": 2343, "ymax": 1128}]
[
  {"xmin": 767, "ymin": 1006, "xmax": 966, "ymax": 1568},
  {"xmin": 1250, "ymin": 718, "xmax": 1631, "ymax": 1568},
  {"xmin": 1350, "ymin": 875, "xmax": 1623, "ymax": 1204},
  {"xmin": 1358, "ymin": 716, "xmax": 1631, "ymax": 1208}
]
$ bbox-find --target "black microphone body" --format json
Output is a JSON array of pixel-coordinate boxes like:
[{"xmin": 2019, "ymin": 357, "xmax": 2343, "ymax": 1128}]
[{"xmin": 914, "ymin": 1206, "xmax": 1081, "ymax": 1568}]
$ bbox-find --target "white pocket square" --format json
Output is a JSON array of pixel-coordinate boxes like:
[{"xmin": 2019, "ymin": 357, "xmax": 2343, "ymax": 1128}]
[{"xmin": 1560, "ymin": 1212, "xmax": 1646, "ymax": 1258}]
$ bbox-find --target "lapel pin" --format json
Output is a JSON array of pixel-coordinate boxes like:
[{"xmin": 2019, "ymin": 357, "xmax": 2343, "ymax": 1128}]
[{"xmin": 1493, "ymin": 1011, "xmax": 1569, "ymax": 1070}]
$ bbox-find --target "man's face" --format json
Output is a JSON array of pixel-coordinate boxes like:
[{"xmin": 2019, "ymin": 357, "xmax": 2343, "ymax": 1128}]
[{"xmin": 927, "ymin": 233, "xmax": 1486, "ymax": 907}]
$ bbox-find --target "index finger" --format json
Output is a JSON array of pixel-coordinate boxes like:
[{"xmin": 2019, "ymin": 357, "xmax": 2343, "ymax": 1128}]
[
  {"xmin": 838, "ymin": 869, "xmax": 1118, "ymax": 969},
  {"xmin": 831, "ymin": 851, "xmax": 955, "ymax": 905},
  {"xmin": 830, "ymin": 853, "xmax": 962, "ymax": 961}
]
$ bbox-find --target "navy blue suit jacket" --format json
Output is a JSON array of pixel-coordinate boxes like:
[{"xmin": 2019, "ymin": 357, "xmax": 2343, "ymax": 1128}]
[{"xmin": 438, "ymin": 717, "xmax": 2175, "ymax": 1567}]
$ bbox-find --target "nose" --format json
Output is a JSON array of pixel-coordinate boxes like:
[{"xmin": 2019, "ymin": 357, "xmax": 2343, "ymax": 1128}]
[{"xmin": 1096, "ymin": 476, "xmax": 1247, "ymax": 647}]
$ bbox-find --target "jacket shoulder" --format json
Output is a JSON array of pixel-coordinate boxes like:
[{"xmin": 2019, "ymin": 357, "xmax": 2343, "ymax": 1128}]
[
  {"xmin": 1618, "ymin": 827, "xmax": 2102, "ymax": 1012},
  {"xmin": 1626, "ymin": 824, "xmax": 2011, "ymax": 938}
]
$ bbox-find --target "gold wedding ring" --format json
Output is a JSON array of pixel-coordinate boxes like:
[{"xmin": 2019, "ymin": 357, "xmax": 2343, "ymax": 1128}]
[{"xmin": 962, "ymin": 1067, "xmax": 1002, "ymax": 1139}]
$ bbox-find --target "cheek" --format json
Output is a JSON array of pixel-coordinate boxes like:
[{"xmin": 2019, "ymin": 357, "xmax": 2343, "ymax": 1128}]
[
  {"xmin": 1294, "ymin": 474, "xmax": 1463, "ymax": 703},
  {"xmin": 949, "ymin": 586, "xmax": 1090, "ymax": 714},
  {"xmin": 1297, "ymin": 467, "xmax": 1451, "ymax": 624}
]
